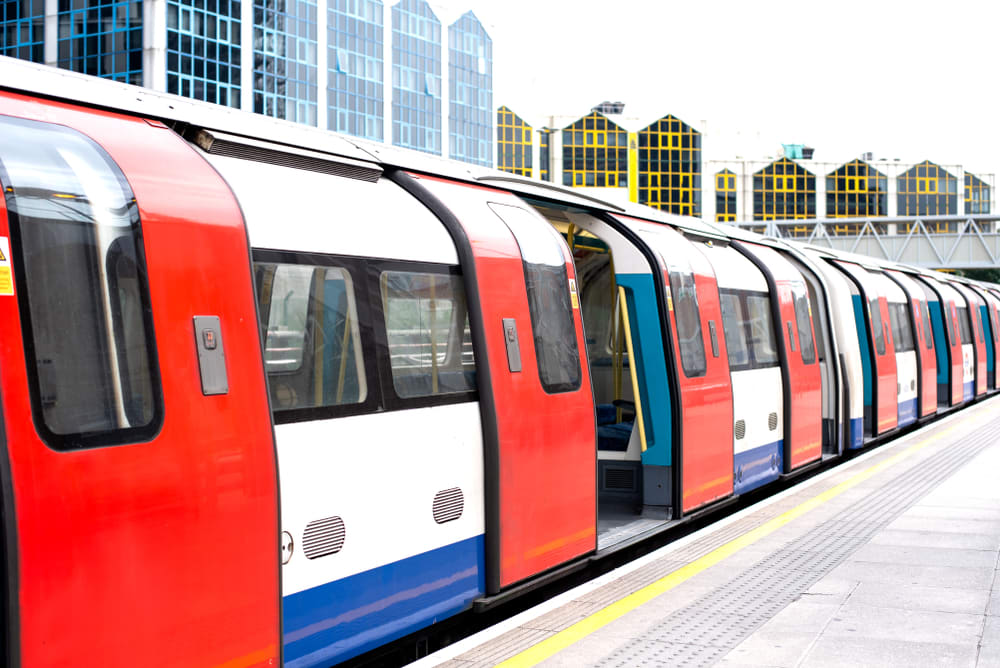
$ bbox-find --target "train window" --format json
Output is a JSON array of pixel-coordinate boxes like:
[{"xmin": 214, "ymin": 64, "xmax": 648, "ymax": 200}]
[
  {"xmin": 381, "ymin": 271, "xmax": 476, "ymax": 398},
  {"xmin": 869, "ymin": 298, "xmax": 886, "ymax": 355},
  {"xmin": 921, "ymin": 301, "xmax": 934, "ymax": 350},
  {"xmin": 0, "ymin": 115, "xmax": 162, "ymax": 449},
  {"xmin": 888, "ymin": 303, "xmax": 915, "ymax": 353},
  {"xmin": 745, "ymin": 293, "xmax": 779, "ymax": 368},
  {"xmin": 945, "ymin": 303, "xmax": 957, "ymax": 344},
  {"xmin": 488, "ymin": 203, "xmax": 581, "ymax": 393},
  {"xmin": 957, "ymin": 307, "xmax": 972, "ymax": 344},
  {"xmin": 669, "ymin": 266, "xmax": 707, "ymax": 378},
  {"xmin": 719, "ymin": 290, "xmax": 750, "ymax": 371},
  {"xmin": 256, "ymin": 262, "xmax": 367, "ymax": 411},
  {"xmin": 792, "ymin": 285, "xmax": 816, "ymax": 365}
]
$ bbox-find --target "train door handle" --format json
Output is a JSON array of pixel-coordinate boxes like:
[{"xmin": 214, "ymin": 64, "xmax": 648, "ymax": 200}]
[
  {"xmin": 502, "ymin": 318, "xmax": 522, "ymax": 373},
  {"xmin": 708, "ymin": 320, "xmax": 720, "ymax": 358},
  {"xmin": 787, "ymin": 321, "xmax": 796, "ymax": 352}
]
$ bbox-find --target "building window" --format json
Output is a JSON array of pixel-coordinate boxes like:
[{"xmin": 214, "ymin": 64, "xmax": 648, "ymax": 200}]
[
  {"xmin": 824, "ymin": 159, "xmax": 887, "ymax": 234},
  {"xmin": 1, "ymin": 0, "xmax": 45, "ymax": 63},
  {"xmin": 638, "ymin": 115, "xmax": 701, "ymax": 216},
  {"xmin": 561, "ymin": 112, "xmax": 627, "ymax": 189},
  {"xmin": 496, "ymin": 106, "xmax": 532, "ymax": 177},
  {"xmin": 253, "ymin": 0, "xmax": 318, "ymax": 126},
  {"xmin": 715, "ymin": 169, "xmax": 736, "ymax": 222},
  {"xmin": 897, "ymin": 160, "xmax": 958, "ymax": 230},
  {"xmin": 965, "ymin": 173, "xmax": 991, "ymax": 215},
  {"xmin": 392, "ymin": 0, "xmax": 442, "ymax": 155},
  {"xmin": 448, "ymin": 12, "xmax": 492, "ymax": 167},
  {"xmin": 56, "ymin": 1, "xmax": 144, "ymax": 85},
  {"xmin": 167, "ymin": 0, "xmax": 242, "ymax": 107},
  {"xmin": 328, "ymin": 0, "xmax": 384, "ymax": 141},
  {"xmin": 752, "ymin": 158, "xmax": 816, "ymax": 235},
  {"xmin": 539, "ymin": 128, "xmax": 552, "ymax": 182}
]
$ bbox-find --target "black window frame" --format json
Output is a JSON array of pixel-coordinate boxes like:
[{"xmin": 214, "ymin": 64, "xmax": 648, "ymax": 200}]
[
  {"xmin": 719, "ymin": 288, "xmax": 781, "ymax": 372},
  {"xmin": 957, "ymin": 306, "xmax": 973, "ymax": 345},
  {"xmin": 888, "ymin": 302, "xmax": 915, "ymax": 353},
  {"xmin": 668, "ymin": 264, "xmax": 707, "ymax": 378},
  {"xmin": 0, "ymin": 114, "xmax": 164, "ymax": 451}
]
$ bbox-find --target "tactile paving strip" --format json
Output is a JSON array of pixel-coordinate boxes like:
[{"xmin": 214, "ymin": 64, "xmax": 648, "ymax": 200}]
[{"xmin": 594, "ymin": 416, "xmax": 1000, "ymax": 667}]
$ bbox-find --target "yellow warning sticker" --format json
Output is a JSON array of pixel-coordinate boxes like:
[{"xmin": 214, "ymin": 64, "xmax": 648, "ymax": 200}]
[
  {"xmin": 568, "ymin": 278, "xmax": 579, "ymax": 309},
  {"xmin": 0, "ymin": 237, "xmax": 12, "ymax": 295}
]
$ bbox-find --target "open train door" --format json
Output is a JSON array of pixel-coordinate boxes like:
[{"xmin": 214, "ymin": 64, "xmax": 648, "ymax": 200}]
[
  {"xmin": 833, "ymin": 261, "xmax": 898, "ymax": 435},
  {"xmin": 734, "ymin": 242, "xmax": 822, "ymax": 472},
  {"xmin": 953, "ymin": 284, "xmax": 988, "ymax": 397},
  {"xmin": 920, "ymin": 277, "xmax": 965, "ymax": 406},
  {"xmin": 618, "ymin": 220, "xmax": 734, "ymax": 515},
  {"xmin": 393, "ymin": 173, "xmax": 596, "ymax": 593}
]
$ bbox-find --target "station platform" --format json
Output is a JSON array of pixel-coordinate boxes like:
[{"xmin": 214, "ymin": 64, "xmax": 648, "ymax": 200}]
[{"xmin": 416, "ymin": 396, "xmax": 1000, "ymax": 668}]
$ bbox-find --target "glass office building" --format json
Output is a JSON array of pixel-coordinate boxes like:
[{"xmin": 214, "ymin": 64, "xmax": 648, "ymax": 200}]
[{"xmin": 1, "ymin": 1, "xmax": 494, "ymax": 164}]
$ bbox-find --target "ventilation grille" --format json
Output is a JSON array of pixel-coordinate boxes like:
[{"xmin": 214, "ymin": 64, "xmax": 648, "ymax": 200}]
[
  {"xmin": 734, "ymin": 419, "xmax": 746, "ymax": 440},
  {"xmin": 433, "ymin": 488, "xmax": 465, "ymax": 524},
  {"xmin": 768, "ymin": 412, "xmax": 778, "ymax": 431},
  {"xmin": 604, "ymin": 467, "xmax": 637, "ymax": 491},
  {"xmin": 190, "ymin": 129, "xmax": 381, "ymax": 182},
  {"xmin": 302, "ymin": 516, "xmax": 346, "ymax": 559}
]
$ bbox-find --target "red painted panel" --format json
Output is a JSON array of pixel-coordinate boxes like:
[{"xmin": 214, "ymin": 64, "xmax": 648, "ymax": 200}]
[
  {"xmin": 886, "ymin": 270, "xmax": 936, "ymax": 417},
  {"xmin": 0, "ymin": 94, "xmax": 280, "ymax": 666},
  {"xmin": 415, "ymin": 176, "xmax": 595, "ymax": 591},
  {"xmin": 741, "ymin": 244, "xmax": 821, "ymax": 469},
  {"xmin": 835, "ymin": 262, "xmax": 897, "ymax": 434},
  {"xmin": 943, "ymin": 293, "xmax": 964, "ymax": 406},
  {"xmin": 625, "ymin": 222, "xmax": 732, "ymax": 513}
]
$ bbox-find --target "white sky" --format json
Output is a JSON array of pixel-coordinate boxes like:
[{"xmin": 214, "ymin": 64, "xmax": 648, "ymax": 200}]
[{"xmin": 433, "ymin": 0, "xmax": 1000, "ymax": 176}]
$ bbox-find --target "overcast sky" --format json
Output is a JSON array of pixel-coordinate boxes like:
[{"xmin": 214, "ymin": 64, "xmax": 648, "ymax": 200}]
[{"xmin": 435, "ymin": 0, "xmax": 1000, "ymax": 176}]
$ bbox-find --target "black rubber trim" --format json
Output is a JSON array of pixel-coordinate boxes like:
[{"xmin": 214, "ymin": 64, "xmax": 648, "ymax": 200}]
[
  {"xmin": 731, "ymin": 240, "xmax": 795, "ymax": 474},
  {"xmin": 387, "ymin": 169, "xmax": 505, "ymax": 594},
  {"xmin": 472, "ymin": 558, "xmax": 590, "ymax": 612},
  {"xmin": 598, "ymin": 213, "xmax": 685, "ymax": 519},
  {"xmin": 0, "ymin": 379, "xmax": 19, "ymax": 668}
]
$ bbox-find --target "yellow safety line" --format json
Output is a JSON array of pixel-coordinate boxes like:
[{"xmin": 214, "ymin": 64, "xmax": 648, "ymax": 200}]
[{"xmin": 497, "ymin": 420, "xmax": 966, "ymax": 667}]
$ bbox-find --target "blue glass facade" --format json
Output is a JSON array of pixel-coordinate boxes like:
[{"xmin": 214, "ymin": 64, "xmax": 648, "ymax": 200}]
[
  {"xmin": 166, "ymin": 1, "xmax": 241, "ymax": 107},
  {"xmin": 391, "ymin": 0, "xmax": 441, "ymax": 155},
  {"xmin": 253, "ymin": 0, "xmax": 317, "ymax": 125},
  {"xmin": 448, "ymin": 11, "xmax": 491, "ymax": 166},
  {"xmin": 1, "ymin": 0, "xmax": 45, "ymax": 63},
  {"xmin": 56, "ymin": 0, "xmax": 144, "ymax": 85},
  {"xmin": 328, "ymin": 0, "xmax": 383, "ymax": 140}
]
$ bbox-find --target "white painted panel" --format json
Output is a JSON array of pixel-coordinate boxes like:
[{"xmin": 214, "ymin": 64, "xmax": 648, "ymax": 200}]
[
  {"xmin": 895, "ymin": 352, "xmax": 917, "ymax": 403},
  {"xmin": 731, "ymin": 367, "xmax": 783, "ymax": 455},
  {"xmin": 698, "ymin": 244, "xmax": 768, "ymax": 292},
  {"xmin": 963, "ymin": 343, "xmax": 975, "ymax": 384},
  {"xmin": 277, "ymin": 402, "xmax": 484, "ymax": 596},
  {"xmin": 202, "ymin": 152, "xmax": 459, "ymax": 264}
]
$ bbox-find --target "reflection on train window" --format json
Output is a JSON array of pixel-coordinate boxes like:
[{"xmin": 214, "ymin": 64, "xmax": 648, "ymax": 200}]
[
  {"xmin": 870, "ymin": 298, "xmax": 886, "ymax": 355},
  {"xmin": 256, "ymin": 262, "xmax": 367, "ymax": 410},
  {"xmin": 745, "ymin": 293, "xmax": 779, "ymax": 367},
  {"xmin": 792, "ymin": 286, "xmax": 816, "ymax": 364},
  {"xmin": 489, "ymin": 202, "xmax": 581, "ymax": 394},
  {"xmin": 945, "ymin": 304, "xmax": 956, "ymax": 344},
  {"xmin": 668, "ymin": 267, "xmax": 706, "ymax": 378},
  {"xmin": 888, "ymin": 303, "xmax": 915, "ymax": 353},
  {"xmin": 380, "ymin": 271, "xmax": 476, "ymax": 398},
  {"xmin": 719, "ymin": 290, "xmax": 750, "ymax": 370},
  {"xmin": 0, "ymin": 115, "xmax": 162, "ymax": 449},
  {"xmin": 957, "ymin": 307, "xmax": 972, "ymax": 345},
  {"xmin": 921, "ymin": 301, "xmax": 934, "ymax": 350}
]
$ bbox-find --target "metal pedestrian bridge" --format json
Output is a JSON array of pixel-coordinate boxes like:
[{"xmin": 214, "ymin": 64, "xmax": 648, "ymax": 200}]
[{"xmin": 725, "ymin": 214, "xmax": 1000, "ymax": 270}]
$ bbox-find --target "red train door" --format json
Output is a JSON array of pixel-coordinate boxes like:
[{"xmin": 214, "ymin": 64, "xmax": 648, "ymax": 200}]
[
  {"xmin": 399, "ymin": 174, "xmax": 596, "ymax": 592},
  {"xmin": 735, "ymin": 243, "xmax": 822, "ymax": 471},
  {"xmin": 0, "ymin": 97, "xmax": 279, "ymax": 665},
  {"xmin": 886, "ymin": 270, "xmax": 937, "ymax": 417},
  {"xmin": 624, "ymin": 222, "xmax": 733, "ymax": 514},
  {"xmin": 835, "ymin": 261, "xmax": 898, "ymax": 434},
  {"xmin": 954, "ymin": 285, "xmax": 987, "ymax": 397}
]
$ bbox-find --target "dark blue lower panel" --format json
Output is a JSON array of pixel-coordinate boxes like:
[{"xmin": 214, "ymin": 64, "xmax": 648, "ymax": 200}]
[
  {"xmin": 897, "ymin": 398, "xmax": 918, "ymax": 427},
  {"xmin": 283, "ymin": 534, "xmax": 485, "ymax": 668},
  {"xmin": 734, "ymin": 440, "xmax": 782, "ymax": 494},
  {"xmin": 964, "ymin": 380, "xmax": 974, "ymax": 401},
  {"xmin": 848, "ymin": 417, "xmax": 864, "ymax": 450}
]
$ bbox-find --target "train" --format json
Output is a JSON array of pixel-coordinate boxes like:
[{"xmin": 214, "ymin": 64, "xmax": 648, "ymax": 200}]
[{"xmin": 1, "ymin": 55, "xmax": 999, "ymax": 668}]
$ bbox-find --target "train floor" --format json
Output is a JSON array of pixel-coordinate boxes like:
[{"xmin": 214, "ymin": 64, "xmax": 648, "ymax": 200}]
[{"xmin": 415, "ymin": 394, "xmax": 1000, "ymax": 668}]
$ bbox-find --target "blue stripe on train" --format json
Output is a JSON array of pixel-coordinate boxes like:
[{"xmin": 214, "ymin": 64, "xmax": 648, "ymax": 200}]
[
  {"xmin": 897, "ymin": 397, "xmax": 917, "ymax": 427},
  {"xmin": 283, "ymin": 534, "xmax": 485, "ymax": 668},
  {"xmin": 734, "ymin": 440, "xmax": 782, "ymax": 495},
  {"xmin": 964, "ymin": 380, "xmax": 974, "ymax": 401},
  {"xmin": 848, "ymin": 417, "xmax": 864, "ymax": 449}
]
